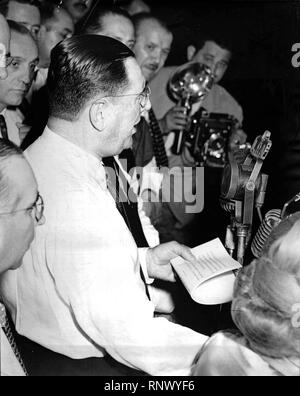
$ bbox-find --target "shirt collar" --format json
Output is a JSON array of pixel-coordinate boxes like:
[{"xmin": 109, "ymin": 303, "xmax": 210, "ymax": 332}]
[{"xmin": 43, "ymin": 126, "xmax": 107, "ymax": 187}]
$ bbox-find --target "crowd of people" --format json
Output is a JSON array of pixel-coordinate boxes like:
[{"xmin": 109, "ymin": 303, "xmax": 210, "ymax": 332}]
[{"xmin": 0, "ymin": 0, "xmax": 299, "ymax": 377}]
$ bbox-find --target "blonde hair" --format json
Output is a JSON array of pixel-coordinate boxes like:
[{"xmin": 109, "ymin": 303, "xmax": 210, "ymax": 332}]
[{"xmin": 232, "ymin": 219, "xmax": 300, "ymax": 359}]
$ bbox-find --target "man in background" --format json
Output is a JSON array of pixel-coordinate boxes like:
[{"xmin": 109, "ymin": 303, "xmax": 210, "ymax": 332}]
[
  {"xmin": 37, "ymin": 1, "xmax": 74, "ymax": 71},
  {"xmin": 0, "ymin": 21, "xmax": 38, "ymax": 145},
  {"xmin": 151, "ymin": 34, "xmax": 244, "ymax": 144},
  {"xmin": 150, "ymin": 33, "xmax": 246, "ymax": 245},
  {"xmin": 0, "ymin": 12, "xmax": 10, "ymax": 78},
  {"xmin": 122, "ymin": 0, "xmax": 150, "ymax": 16},
  {"xmin": 0, "ymin": 0, "xmax": 41, "ymax": 40},
  {"xmin": 62, "ymin": 0, "xmax": 94, "ymax": 25},
  {"xmin": 82, "ymin": 5, "xmax": 135, "ymax": 49}
]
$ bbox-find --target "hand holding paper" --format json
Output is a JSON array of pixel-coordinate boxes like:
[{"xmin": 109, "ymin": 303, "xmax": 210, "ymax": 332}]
[
  {"xmin": 171, "ymin": 238, "xmax": 242, "ymax": 305},
  {"xmin": 146, "ymin": 241, "xmax": 196, "ymax": 282}
]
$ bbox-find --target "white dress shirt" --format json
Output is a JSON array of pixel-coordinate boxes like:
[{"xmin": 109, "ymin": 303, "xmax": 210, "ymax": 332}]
[{"xmin": 0, "ymin": 127, "xmax": 207, "ymax": 376}]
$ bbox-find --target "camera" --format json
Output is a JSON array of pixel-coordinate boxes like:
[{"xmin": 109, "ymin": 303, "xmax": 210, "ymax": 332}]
[{"xmin": 185, "ymin": 109, "xmax": 239, "ymax": 167}]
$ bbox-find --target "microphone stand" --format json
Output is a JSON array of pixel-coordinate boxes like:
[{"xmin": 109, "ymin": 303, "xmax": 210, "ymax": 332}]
[{"xmin": 221, "ymin": 131, "xmax": 272, "ymax": 265}]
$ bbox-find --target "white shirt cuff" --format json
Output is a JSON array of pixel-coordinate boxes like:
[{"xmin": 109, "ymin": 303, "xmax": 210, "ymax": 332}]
[{"xmin": 138, "ymin": 248, "xmax": 154, "ymax": 285}]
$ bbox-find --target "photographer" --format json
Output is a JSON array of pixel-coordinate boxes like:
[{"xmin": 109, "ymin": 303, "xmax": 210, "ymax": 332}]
[{"xmin": 150, "ymin": 31, "xmax": 247, "ymax": 245}]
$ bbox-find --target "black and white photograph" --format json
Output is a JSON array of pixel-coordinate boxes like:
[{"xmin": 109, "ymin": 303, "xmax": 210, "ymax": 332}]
[{"xmin": 0, "ymin": 0, "xmax": 299, "ymax": 379}]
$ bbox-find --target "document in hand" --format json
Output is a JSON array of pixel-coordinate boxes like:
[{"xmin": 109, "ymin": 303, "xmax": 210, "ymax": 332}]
[{"xmin": 171, "ymin": 238, "xmax": 242, "ymax": 305}]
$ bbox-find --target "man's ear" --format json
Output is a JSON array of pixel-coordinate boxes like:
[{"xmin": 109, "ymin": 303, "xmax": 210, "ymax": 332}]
[
  {"xmin": 89, "ymin": 100, "xmax": 105, "ymax": 132},
  {"xmin": 187, "ymin": 45, "xmax": 196, "ymax": 61}
]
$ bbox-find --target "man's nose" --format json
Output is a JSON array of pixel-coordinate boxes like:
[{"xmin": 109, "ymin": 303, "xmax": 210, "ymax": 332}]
[
  {"xmin": 149, "ymin": 49, "xmax": 161, "ymax": 63},
  {"xmin": 211, "ymin": 62, "xmax": 223, "ymax": 78},
  {"xmin": 20, "ymin": 69, "xmax": 31, "ymax": 85}
]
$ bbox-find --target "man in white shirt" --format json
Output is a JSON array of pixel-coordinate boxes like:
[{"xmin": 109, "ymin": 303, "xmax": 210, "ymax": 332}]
[
  {"xmin": 82, "ymin": 7, "xmax": 161, "ymax": 248},
  {"xmin": 1, "ymin": 34, "xmax": 208, "ymax": 376},
  {"xmin": 0, "ymin": 20, "xmax": 38, "ymax": 146}
]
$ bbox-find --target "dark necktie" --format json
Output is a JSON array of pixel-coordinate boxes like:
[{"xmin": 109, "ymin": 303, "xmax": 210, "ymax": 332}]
[
  {"xmin": 0, "ymin": 302, "xmax": 28, "ymax": 376},
  {"xmin": 0, "ymin": 114, "xmax": 8, "ymax": 140},
  {"xmin": 102, "ymin": 157, "xmax": 151, "ymax": 299},
  {"xmin": 148, "ymin": 108, "xmax": 169, "ymax": 168}
]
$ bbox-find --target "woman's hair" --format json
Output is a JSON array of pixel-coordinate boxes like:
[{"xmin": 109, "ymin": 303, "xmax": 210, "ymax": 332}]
[{"xmin": 232, "ymin": 220, "xmax": 300, "ymax": 359}]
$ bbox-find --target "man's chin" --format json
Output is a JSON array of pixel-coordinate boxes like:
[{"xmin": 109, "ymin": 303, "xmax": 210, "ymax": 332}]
[
  {"xmin": 143, "ymin": 67, "xmax": 156, "ymax": 82},
  {"xmin": 7, "ymin": 96, "xmax": 23, "ymax": 107}
]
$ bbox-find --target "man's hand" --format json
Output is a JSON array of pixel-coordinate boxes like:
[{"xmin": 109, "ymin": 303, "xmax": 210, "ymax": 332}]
[
  {"xmin": 160, "ymin": 106, "xmax": 189, "ymax": 134},
  {"xmin": 146, "ymin": 241, "xmax": 196, "ymax": 282}
]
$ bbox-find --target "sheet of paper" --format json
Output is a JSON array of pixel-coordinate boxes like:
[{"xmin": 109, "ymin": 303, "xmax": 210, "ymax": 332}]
[{"xmin": 171, "ymin": 238, "xmax": 242, "ymax": 305}]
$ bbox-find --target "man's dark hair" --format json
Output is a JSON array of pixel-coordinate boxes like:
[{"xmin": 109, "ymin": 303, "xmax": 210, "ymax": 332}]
[
  {"xmin": 81, "ymin": 5, "xmax": 132, "ymax": 34},
  {"xmin": 132, "ymin": 12, "xmax": 171, "ymax": 36},
  {"xmin": 0, "ymin": 138, "xmax": 24, "ymax": 203},
  {"xmin": 193, "ymin": 31, "xmax": 233, "ymax": 55},
  {"xmin": 47, "ymin": 34, "xmax": 134, "ymax": 121},
  {"xmin": 0, "ymin": 0, "xmax": 40, "ymax": 17},
  {"xmin": 7, "ymin": 18, "xmax": 35, "ymax": 36}
]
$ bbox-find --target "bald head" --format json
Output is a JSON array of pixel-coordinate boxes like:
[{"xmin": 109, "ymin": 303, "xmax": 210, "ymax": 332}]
[{"xmin": 0, "ymin": 14, "xmax": 10, "ymax": 79}]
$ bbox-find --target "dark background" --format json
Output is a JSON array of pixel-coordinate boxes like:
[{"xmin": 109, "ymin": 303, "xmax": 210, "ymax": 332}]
[
  {"xmin": 115, "ymin": 0, "xmax": 300, "ymax": 209},
  {"xmin": 115, "ymin": 0, "xmax": 300, "ymax": 207}
]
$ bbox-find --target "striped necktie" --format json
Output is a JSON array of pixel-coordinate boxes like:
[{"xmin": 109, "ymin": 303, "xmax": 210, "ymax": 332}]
[
  {"xmin": 0, "ymin": 114, "xmax": 8, "ymax": 140},
  {"xmin": 0, "ymin": 302, "xmax": 28, "ymax": 376},
  {"xmin": 148, "ymin": 108, "xmax": 169, "ymax": 168}
]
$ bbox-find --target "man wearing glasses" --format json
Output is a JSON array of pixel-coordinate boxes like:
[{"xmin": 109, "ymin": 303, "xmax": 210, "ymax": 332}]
[
  {"xmin": 1, "ymin": 35, "xmax": 208, "ymax": 376},
  {"xmin": 0, "ymin": 139, "xmax": 44, "ymax": 377}
]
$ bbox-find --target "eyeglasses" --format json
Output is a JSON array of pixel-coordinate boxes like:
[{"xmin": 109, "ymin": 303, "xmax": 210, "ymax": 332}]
[
  {"xmin": 0, "ymin": 193, "xmax": 44, "ymax": 223},
  {"xmin": 3, "ymin": 54, "xmax": 13, "ymax": 67},
  {"xmin": 105, "ymin": 85, "xmax": 151, "ymax": 110}
]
